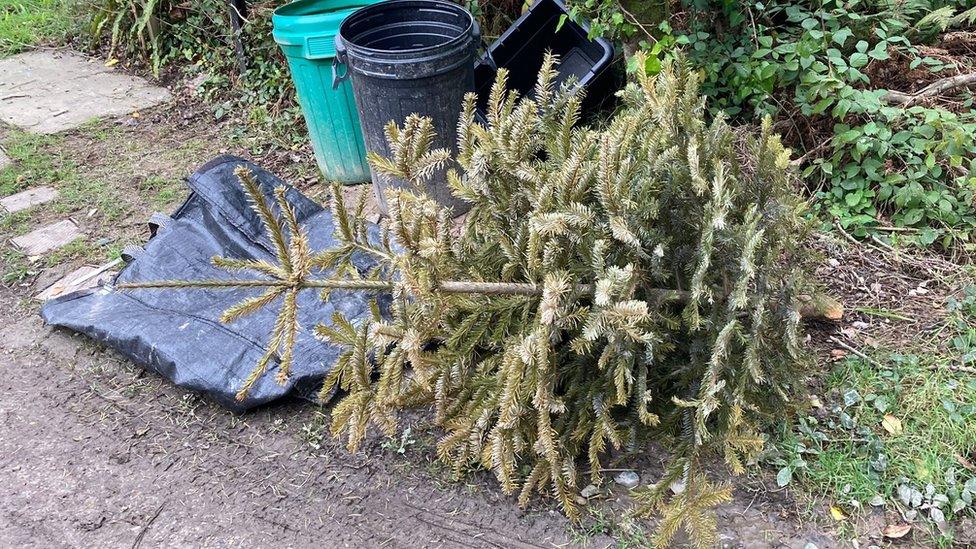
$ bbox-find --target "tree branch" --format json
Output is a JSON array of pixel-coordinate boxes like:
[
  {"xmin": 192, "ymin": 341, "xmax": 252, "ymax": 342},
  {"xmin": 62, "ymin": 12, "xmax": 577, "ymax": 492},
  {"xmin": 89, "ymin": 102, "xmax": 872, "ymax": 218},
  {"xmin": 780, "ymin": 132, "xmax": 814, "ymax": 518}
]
[{"xmin": 882, "ymin": 72, "xmax": 976, "ymax": 106}]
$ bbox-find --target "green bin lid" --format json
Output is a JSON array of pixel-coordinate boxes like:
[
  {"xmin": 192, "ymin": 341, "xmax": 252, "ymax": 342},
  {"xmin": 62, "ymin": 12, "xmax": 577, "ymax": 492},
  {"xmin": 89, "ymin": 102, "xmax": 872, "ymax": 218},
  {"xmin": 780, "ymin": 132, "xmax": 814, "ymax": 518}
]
[{"xmin": 272, "ymin": 0, "xmax": 379, "ymax": 56}]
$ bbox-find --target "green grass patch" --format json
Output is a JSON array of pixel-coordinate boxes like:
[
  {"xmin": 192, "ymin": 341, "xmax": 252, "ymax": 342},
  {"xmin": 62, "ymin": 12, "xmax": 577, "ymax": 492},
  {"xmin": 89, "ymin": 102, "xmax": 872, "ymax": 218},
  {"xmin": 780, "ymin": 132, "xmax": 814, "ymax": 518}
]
[
  {"xmin": 0, "ymin": 0, "xmax": 75, "ymax": 57},
  {"xmin": 0, "ymin": 131, "xmax": 67, "ymax": 197},
  {"xmin": 0, "ymin": 129, "xmax": 127, "ymax": 220},
  {"xmin": 54, "ymin": 174, "xmax": 127, "ymax": 221},
  {"xmin": 1, "ymin": 248, "xmax": 31, "ymax": 282},
  {"xmin": 0, "ymin": 128, "xmax": 126, "ymax": 275},
  {"xmin": 0, "ymin": 209, "xmax": 32, "ymax": 236},
  {"xmin": 138, "ymin": 175, "xmax": 183, "ymax": 210},
  {"xmin": 569, "ymin": 507, "xmax": 651, "ymax": 548},
  {"xmin": 768, "ymin": 287, "xmax": 976, "ymax": 544},
  {"xmin": 44, "ymin": 237, "xmax": 90, "ymax": 266}
]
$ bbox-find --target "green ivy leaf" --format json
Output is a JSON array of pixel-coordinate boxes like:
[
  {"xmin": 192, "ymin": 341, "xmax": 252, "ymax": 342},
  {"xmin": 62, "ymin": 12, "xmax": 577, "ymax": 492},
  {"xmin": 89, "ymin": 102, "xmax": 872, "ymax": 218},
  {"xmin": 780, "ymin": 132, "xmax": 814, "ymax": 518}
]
[
  {"xmin": 777, "ymin": 467, "xmax": 793, "ymax": 487},
  {"xmin": 918, "ymin": 228, "xmax": 939, "ymax": 245},
  {"xmin": 832, "ymin": 27, "xmax": 853, "ymax": 46}
]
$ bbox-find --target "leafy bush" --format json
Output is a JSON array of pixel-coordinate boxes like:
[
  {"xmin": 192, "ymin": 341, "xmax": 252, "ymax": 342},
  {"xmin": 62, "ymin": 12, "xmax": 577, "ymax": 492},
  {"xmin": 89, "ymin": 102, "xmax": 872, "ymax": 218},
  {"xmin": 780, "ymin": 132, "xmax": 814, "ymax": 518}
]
[
  {"xmin": 87, "ymin": 0, "xmax": 304, "ymax": 145},
  {"xmin": 82, "ymin": 0, "xmax": 530, "ymax": 158},
  {"xmin": 126, "ymin": 54, "xmax": 815, "ymax": 547},
  {"xmin": 571, "ymin": 0, "xmax": 976, "ymax": 252}
]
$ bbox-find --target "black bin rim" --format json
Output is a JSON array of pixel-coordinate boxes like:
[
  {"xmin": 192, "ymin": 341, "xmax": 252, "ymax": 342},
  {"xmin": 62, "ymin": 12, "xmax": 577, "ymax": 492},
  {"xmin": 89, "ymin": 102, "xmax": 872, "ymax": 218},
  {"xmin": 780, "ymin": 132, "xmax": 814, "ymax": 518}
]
[{"xmin": 338, "ymin": 0, "xmax": 476, "ymax": 57}]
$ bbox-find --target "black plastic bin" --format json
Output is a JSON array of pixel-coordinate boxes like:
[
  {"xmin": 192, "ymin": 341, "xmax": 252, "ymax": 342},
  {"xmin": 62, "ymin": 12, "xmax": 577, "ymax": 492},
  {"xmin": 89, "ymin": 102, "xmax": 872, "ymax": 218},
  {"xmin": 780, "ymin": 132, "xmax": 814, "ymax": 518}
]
[
  {"xmin": 334, "ymin": 0, "xmax": 478, "ymax": 216},
  {"xmin": 474, "ymin": 0, "xmax": 615, "ymax": 116}
]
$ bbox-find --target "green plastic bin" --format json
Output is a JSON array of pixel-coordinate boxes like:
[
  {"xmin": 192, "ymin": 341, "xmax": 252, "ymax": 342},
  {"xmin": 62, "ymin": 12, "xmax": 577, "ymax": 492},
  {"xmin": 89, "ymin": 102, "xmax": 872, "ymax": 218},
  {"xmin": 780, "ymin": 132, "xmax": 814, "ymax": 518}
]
[{"xmin": 272, "ymin": 0, "xmax": 379, "ymax": 184}]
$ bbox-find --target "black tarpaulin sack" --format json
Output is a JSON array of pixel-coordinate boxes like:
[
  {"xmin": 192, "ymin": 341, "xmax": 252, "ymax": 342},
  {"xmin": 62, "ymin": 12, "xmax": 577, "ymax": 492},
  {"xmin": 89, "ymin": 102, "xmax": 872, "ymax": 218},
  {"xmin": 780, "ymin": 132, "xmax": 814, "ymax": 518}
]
[{"xmin": 41, "ymin": 156, "xmax": 385, "ymax": 412}]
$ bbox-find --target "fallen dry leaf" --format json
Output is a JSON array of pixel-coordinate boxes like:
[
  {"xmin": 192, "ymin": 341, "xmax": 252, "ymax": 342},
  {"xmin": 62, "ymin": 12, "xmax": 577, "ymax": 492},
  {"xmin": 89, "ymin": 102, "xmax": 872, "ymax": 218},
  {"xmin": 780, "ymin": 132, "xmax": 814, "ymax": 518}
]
[
  {"xmin": 882, "ymin": 523, "xmax": 912, "ymax": 539},
  {"xmin": 830, "ymin": 349, "xmax": 848, "ymax": 360},
  {"xmin": 105, "ymin": 58, "xmax": 119, "ymax": 67},
  {"xmin": 830, "ymin": 506, "xmax": 846, "ymax": 521},
  {"xmin": 882, "ymin": 414, "xmax": 903, "ymax": 435},
  {"xmin": 956, "ymin": 453, "xmax": 976, "ymax": 473}
]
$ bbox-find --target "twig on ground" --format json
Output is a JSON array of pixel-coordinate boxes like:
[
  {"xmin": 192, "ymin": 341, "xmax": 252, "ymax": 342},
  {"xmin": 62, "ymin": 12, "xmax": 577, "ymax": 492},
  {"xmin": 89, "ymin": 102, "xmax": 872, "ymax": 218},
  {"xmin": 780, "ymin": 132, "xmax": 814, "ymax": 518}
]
[
  {"xmin": 869, "ymin": 234, "xmax": 898, "ymax": 255},
  {"xmin": 832, "ymin": 218, "xmax": 864, "ymax": 248},
  {"xmin": 829, "ymin": 335, "xmax": 885, "ymax": 370},
  {"xmin": 882, "ymin": 72, "xmax": 976, "ymax": 106},
  {"xmin": 132, "ymin": 501, "xmax": 165, "ymax": 549},
  {"xmin": 791, "ymin": 139, "xmax": 832, "ymax": 166},
  {"xmin": 929, "ymin": 363, "xmax": 976, "ymax": 375}
]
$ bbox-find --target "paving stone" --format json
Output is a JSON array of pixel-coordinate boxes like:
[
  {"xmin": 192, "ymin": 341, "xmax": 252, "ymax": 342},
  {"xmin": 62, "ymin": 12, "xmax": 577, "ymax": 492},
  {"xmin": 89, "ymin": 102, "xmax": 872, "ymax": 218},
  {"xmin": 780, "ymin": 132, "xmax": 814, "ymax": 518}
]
[
  {"xmin": 0, "ymin": 51, "xmax": 171, "ymax": 134},
  {"xmin": 0, "ymin": 186, "xmax": 58, "ymax": 213},
  {"xmin": 11, "ymin": 219, "xmax": 83, "ymax": 256},
  {"xmin": 35, "ymin": 262, "xmax": 117, "ymax": 301}
]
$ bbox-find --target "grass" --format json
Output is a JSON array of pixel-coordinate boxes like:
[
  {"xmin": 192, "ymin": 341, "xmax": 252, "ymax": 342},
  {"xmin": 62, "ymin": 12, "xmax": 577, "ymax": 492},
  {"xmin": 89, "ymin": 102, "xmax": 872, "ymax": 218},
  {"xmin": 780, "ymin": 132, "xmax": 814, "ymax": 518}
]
[
  {"xmin": 568, "ymin": 506, "xmax": 651, "ymax": 548},
  {"xmin": 54, "ymin": 173, "xmax": 127, "ymax": 220},
  {"xmin": 0, "ymin": 128, "xmax": 128, "ymax": 281},
  {"xmin": 138, "ymin": 175, "xmax": 183, "ymax": 210},
  {"xmin": 0, "ymin": 0, "xmax": 76, "ymax": 57},
  {"xmin": 0, "ymin": 128, "xmax": 127, "ymax": 215},
  {"xmin": 1, "ymin": 248, "xmax": 31, "ymax": 282},
  {"xmin": 768, "ymin": 287, "xmax": 976, "ymax": 545},
  {"xmin": 0, "ymin": 131, "xmax": 67, "ymax": 197}
]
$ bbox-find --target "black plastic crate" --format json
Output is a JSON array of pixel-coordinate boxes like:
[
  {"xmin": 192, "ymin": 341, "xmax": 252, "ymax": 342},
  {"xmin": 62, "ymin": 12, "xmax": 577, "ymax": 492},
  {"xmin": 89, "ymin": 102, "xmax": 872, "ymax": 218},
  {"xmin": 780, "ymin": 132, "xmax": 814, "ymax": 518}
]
[{"xmin": 474, "ymin": 0, "xmax": 615, "ymax": 118}]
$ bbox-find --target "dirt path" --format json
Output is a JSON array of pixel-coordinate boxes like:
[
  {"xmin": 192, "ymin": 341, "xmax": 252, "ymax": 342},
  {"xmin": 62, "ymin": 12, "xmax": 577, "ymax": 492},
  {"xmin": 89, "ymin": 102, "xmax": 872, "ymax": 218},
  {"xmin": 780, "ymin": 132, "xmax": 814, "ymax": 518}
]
[
  {"xmin": 1, "ymin": 296, "xmax": 586, "ymax": 548},
  {"xmin": 0, "ymin": 295, "xmax": 835, "ymax": 548},
  {"xmin": 0, "ymin": 54, "xmax": 839, "ymax": 548}
]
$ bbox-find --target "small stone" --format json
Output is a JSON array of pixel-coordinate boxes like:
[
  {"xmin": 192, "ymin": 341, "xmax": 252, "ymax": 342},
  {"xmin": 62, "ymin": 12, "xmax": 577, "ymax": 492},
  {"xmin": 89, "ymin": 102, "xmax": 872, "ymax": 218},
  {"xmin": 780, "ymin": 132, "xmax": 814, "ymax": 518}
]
[
  {"xmin": 869, "ymin": 495, "xmax": 885, "ymax": 507},
  {"xmin": 580, "ymin": 484, "xmax": 601, "ymax": 498},
  {"xmin": 827, "ymin": 258, "xmax": 840, "ymax": 268},
  {"xmin": 614, "ymin": 471, "xmax": 640, "ymax": 490}
]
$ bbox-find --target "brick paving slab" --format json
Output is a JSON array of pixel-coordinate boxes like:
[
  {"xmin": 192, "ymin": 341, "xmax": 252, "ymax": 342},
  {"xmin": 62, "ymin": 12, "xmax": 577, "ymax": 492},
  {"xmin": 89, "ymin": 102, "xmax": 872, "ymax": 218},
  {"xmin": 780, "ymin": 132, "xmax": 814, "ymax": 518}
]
[
  {"xmin": 0, "ymin": 51, "xmax": 170, "ymax": 134},
  {"xmin": 1, "ymin": 186, "xmax": 58, "ymax": 213},
  {"xmin": 10, "ymin": 219, "xmax": 83, "ymax": 256}
]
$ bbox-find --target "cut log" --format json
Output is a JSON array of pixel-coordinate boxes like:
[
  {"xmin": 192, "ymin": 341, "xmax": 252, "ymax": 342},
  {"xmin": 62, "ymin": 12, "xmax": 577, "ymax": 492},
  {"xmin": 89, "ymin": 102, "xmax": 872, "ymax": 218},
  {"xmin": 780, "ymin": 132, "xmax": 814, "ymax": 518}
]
[{"xmin": 799, "ymin": 293, "xmax": 844, "ymax": 321}]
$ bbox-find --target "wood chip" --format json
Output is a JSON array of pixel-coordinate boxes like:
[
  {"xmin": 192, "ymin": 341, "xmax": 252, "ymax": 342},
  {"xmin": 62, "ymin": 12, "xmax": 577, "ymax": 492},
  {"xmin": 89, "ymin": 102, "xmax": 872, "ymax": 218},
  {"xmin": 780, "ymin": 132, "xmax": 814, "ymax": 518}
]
[{"xmin": 34, "ymin": 262, "xmax": 118, "ymax": 301}]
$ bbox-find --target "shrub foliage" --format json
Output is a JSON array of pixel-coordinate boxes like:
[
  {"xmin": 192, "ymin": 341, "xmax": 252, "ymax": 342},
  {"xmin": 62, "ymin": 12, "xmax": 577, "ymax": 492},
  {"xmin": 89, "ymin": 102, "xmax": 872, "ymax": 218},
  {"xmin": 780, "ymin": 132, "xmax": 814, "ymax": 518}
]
[{"xmin": 572, "ymin": 0, "xmax": 976, "ymax": 253}]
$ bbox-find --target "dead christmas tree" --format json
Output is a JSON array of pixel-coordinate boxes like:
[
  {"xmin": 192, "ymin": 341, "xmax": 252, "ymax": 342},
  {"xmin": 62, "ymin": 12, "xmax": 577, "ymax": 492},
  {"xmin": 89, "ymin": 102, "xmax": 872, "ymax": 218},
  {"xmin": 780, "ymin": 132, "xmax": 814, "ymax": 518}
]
[{"xmin": 124, "ymin": 53, "xmax": 814, "ymax": 547}]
